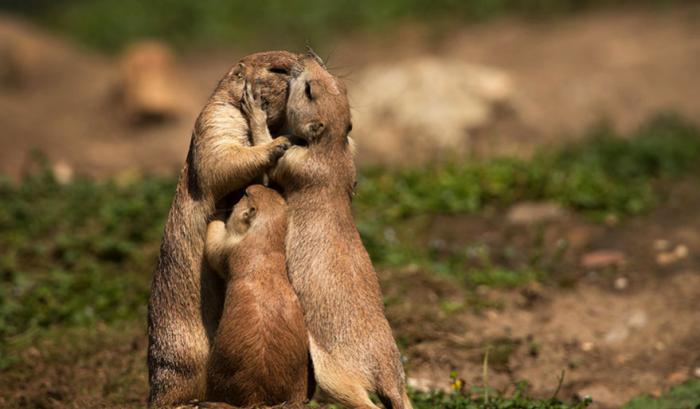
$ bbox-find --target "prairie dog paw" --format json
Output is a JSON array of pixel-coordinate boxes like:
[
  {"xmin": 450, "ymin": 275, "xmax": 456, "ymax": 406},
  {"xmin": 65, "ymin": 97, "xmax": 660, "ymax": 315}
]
[
  {"xmin": 241, "ymin": 80, "xmax": 267, "ymax": 126},
  {"xmin": 269, "ymin": 137, "xmax": 292, "ymax": 161}
]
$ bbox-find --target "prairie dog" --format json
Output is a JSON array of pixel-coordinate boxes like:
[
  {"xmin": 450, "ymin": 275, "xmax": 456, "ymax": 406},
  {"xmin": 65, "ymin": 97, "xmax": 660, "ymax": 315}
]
[
  {"xmin": 255, "ymin": 55, "xmax": 412, "ymax": 409},
  {"xmin": 147, "ymin": 51, "xmax": 302, "ymax": 407},
  {"xmin": 204, "ymin": 184, "xmax": 309, "ymax": 407}
]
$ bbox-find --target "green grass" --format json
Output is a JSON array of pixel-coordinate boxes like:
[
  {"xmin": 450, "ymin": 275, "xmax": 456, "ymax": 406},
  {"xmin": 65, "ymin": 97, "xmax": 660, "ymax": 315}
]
[
  {"xmin": 0, "ymin": 156, "xmax": 172, "ymax": 367},
  {"xmin": 622, "ymin": 380, "xmax": 700, "ymax": 409},
  {"xmin": 410, "ymin": 389, "xmax": 591, "ymax": 409},
  {"xmin": 355, "ymin": 114, "xmax": 700, "ymax": 279},
  {"xmin": 1, "ymin": 0, "xmax": 686, "ymax": 51},
  {"xmin": 1, "ymin": 115, "xmax": 699, "ymax": 366}
]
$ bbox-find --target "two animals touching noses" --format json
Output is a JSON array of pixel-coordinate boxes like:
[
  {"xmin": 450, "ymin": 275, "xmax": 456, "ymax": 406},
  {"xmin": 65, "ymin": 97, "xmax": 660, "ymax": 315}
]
[{"xmin": 147, "ymin": 49, "xmax": 413, "ymax": 409}]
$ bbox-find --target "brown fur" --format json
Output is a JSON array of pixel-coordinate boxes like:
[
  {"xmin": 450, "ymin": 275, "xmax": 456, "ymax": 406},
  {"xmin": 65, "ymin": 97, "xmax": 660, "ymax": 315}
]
[
  {"xmin": 204, "ymin": 185, "xmax": 309, "ymax": 407},
  {"xmin": 147, "ymin": 51, "xmax": 303, "ymax": 407},
  {"xmin": 265, "ymin": 56, "xmax": 412, "ymax": 409}
]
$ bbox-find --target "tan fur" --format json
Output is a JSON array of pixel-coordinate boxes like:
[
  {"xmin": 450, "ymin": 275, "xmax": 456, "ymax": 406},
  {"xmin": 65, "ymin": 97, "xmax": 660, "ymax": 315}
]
[
  {"xmin": 203, "ymin": 185, "xmax": 309, "ymax": 407},
  {"xmin": 266, "ymin": 56, "xmax": 413, "ymax": 409},
  {"xmin": 147, "ymin": 51, "xmax": 303, "ymax": 407}
]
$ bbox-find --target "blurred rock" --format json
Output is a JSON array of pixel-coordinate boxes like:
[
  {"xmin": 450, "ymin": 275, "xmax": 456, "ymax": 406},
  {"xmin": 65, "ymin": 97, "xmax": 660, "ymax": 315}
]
[
  {"xmin": 350, "ymin": 57, "xmax": 513, "ymax": 163},
  {"xmin": 613, "ymin": 276, "xmax": 629, "ymax": 290},
  {"xmin": 655, "ymin": 244, "xmax": 688, "ymax": 266},
  {"xmin": 604, "ymin": 326, "xmax": 630, "ymax": 344},
  {"xmin": 667, "ymin": 369, "xmax": 689, "ymax": 384},
  {"xmin": 117, "ymin": 40, "xmax": 188, "ymax": 124},
  {"xmin": 626, "ymin": 310, "xmax": 647, "ymax": 329},
  {"xmin": 507, "ymin": 201, "xmax": 565, "ymax": 225},
  {"xmin": 694, "ymin": 367, "xmax": 700, "ymax": 378},
  {"xmin": 581, "ymin": 250, "xmax": 626, "ymax": 270},
  {"xmin": 674, "ymin": 244, "xmax": 688, "ymax": 258},
  {"xmin": 653, "ymin": 239, "xmax": 670, "ymax": 251},
  {"xmin": 52, "ymin": 160, "xmax": 73, "ymax": 184},
  {"xmin": 407, "ymin": 376, "xmax": 435, "ymax": 392}
]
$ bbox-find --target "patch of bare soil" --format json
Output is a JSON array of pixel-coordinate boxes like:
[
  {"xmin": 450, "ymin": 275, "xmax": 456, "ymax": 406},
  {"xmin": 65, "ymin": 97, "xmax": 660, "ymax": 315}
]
[
  {"xmin": 381, "ymin": 181, "xmax": 700, "ymax": 408},
  {"xmin": 1, "ymin": 5, "xmax": 700, "ymax": 176},
  {"xmin": 0, "ymin": 324, "xmax": 148, "ymax": 409}
]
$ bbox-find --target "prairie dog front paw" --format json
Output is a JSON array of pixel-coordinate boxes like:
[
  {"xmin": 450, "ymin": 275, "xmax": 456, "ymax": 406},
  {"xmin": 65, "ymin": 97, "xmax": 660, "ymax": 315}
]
[
  {"xmin": 268, "ymin": 136, "xmax": 292, "ymax": 162},
  {"xmin": 241, "ymin": 80, "xmax": 271, "ymax": 145}
]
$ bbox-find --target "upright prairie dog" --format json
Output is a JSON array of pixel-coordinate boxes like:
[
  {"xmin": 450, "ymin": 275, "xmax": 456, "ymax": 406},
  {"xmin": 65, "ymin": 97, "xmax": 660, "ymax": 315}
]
[
  {"xmin": 248, "ymin": 54, "xmax": 413, "ymax": 409},
  {"xmin": 147, "ymin": 51, "xmax": 302, "ymax": 407},
  {"xmin": 204, "ymin": 184, "xmax": 309, "ymax": 407}
]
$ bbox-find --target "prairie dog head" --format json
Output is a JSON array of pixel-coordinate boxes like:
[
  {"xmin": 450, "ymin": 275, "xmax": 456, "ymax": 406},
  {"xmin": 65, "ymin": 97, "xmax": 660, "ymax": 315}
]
[
  {"xmin": 286, "ymin": 54, "xmax": 352, "ymax": 147},
  {"xmin": 226, "ymin": 184, "xmax": 287, "ymax": 242},
  {"xmin": 227, "ymin": 51, "xmax": 302, "ymax": 134},
  {"xmin": 272, "ymin": 54, "xmax": 356, "ymax": 193}
]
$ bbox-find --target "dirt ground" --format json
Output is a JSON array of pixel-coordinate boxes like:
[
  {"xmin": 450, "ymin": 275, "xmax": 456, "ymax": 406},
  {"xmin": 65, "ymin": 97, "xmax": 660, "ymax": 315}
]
[
  {"xmin": 382, "ymin": 180, "xmax": 700, "ymax": 407},
  {"xmin": 1, "ymin": 6, "xmax": 700, "ymax": 177},
  {"xmin": 1, "ymin": 6, "xmax": 700, "ymax": 409},
  {"xmin": 3, "ymin": 181, "xmax": 698, "ymax": 409}
]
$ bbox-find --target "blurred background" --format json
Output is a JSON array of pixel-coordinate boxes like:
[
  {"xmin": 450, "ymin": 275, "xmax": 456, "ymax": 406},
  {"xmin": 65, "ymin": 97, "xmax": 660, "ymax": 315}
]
[{"xmin": 1, "ymin": 1, "xmax": 699, "ymax": 408}]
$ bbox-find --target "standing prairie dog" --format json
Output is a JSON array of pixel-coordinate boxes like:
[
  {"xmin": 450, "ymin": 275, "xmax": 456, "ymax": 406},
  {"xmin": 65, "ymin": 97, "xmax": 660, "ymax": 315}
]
[
  {"xmin": 147, "ymin": 51, "xmax": 303, "ymax": 407},
  {"xmin": 247, "ymin": 54, "xmax": 412, "ymax": 409},
  {"xmin": 204, "ymin": 184, "xmax": 309, "ymax": 407}
]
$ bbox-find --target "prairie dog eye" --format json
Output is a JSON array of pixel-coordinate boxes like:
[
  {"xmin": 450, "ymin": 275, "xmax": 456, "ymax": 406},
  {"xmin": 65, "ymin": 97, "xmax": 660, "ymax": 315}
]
[
  {"xmin": 305, "ymin": 81, "xmax": 313, "ymax": 100},
  {"xmin": 268, "ymin": 67, "xmax": 289, "ymax": 75}
]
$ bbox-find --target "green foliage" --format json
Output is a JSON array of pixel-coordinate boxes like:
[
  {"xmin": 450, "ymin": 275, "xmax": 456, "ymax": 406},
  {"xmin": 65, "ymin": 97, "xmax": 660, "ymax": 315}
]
[
  {"xmin": 355, "ymin": 115, "xmax": 700, "ymax": 222},
  {"xmin": 0, "ymin": 159, "xmax": 174, "ymax": 366},
  {"xmin": 355, "ymin": 114, "xmax": 700, "ymax": 275},
  {"xmin": 409, "ymin": 383, "xmax": 591, "ymax": 409},
  {"xmin": 622, "ymin": 380, "xmax": 700, "ymax": 409},
  {"xmin": 1, "ymin": 0, "xmax": 683, "ymax": 51}
]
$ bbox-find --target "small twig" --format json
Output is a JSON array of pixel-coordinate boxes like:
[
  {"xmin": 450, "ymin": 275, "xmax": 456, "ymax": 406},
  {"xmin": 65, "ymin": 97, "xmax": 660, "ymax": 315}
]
[
  {"xmin": 483, "ymin": 347, "xmax": 490, "ymax": 404},
  {"xmin": 549, "ymin": 369, "xmax": 566, "ymax": 401}
]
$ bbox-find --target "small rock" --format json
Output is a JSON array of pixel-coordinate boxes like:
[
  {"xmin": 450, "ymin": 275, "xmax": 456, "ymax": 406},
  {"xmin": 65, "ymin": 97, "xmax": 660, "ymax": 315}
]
[
  {"xmin": 604, "ymin": 326, "xmax": 629, "ymax": 344},
  {"xmin": 667, "ymin": 369, "xmax": 689, "ymax": 383},
  {"xmin": 674, "ymin": 244, "xmax": 689, "ymax": 258},
  {"xmin": 580, "ymin": 341, "xmax": 594, "ymax": 352},
  {"xmin": 614, "ymin": 276, "xmax": 629, "ymax": 290},
  {"xmin": 581, "ymin": 250, "xmax": 626, "ymax": 270},
  {"xmin": 694, "ymin": 367, "xmax": 700, "ymax": 378},
  {"xmin": 506, "ymin": 201, "xmax": 566, "ymax": 225},
  {"xmin": 407, "ymin": 377, "xmax": 434, "ymax": 392},
  {"xmin": 656, "ymin": 251, "xmax": 678, "ymax": 266},
  {"xmin": 654, "ymin": 239, "xmax": 671, "ymax": 251},
  {"xmin": 485, "ymin": 310, "xmax": 500, "ymax": 321},
  {"xmin": 627, "ymin": 310, "xmax": 648, "ymax": 329},
  {"xmin": 52, "ymin": 160, "xmax": 73, "ymax": 184}
]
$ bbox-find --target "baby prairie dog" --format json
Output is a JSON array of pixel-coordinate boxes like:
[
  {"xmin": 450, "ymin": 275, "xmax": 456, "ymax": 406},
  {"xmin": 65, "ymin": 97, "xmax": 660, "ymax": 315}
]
[
  {"xmin": 204, "ymin": 184, "xmax": 309, "ymax": 407},
  {"xmin": 147, "ymin": 51, "xmax": 302, "ymax": 407},
  {"xmin": 255, "ymin": 55, "xmax": 412, "ymax": 409}
]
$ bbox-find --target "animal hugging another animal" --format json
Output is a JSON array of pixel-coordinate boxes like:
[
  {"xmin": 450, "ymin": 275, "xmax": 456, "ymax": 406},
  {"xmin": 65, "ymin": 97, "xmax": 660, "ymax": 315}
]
[{"xmin": 147, "ymin": 50, "xmax": 412, "ymax": 409}]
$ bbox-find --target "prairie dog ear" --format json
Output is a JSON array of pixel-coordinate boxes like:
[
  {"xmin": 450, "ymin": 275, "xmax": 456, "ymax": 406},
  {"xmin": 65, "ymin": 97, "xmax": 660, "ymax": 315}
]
[
  {"xmin": 242, "ymin": 207, "xmax": 256, "ymax": 223},
  {"xmin": 229, "ymin": 62, "xmax": 246, "ymax": 79},
  {"xmin": 305, "ymin": 45, "xmax": 325, "ymax": 68}
]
